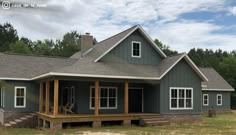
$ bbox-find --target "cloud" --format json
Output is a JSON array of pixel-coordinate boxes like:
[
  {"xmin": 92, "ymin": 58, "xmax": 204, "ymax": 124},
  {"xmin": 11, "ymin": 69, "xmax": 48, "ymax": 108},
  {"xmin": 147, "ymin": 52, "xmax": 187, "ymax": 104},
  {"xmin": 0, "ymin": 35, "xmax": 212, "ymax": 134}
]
[
  {"xmin": 0, "ymin": 0, "xmax": 235, "ymax": 52},
  {"xmin": 229, "ymin": 6, "xmax": 236, "ymax": 16},
  {"xmin": 147, "ymin": 21, "xmax": 236, "ymax": 52}
]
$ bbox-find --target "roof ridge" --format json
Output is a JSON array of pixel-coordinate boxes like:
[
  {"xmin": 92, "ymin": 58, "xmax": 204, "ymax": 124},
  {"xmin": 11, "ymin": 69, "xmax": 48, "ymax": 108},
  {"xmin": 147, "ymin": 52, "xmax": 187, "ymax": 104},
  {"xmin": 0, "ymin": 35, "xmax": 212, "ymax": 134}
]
[
  {"xmin": 95, "ymin": 25, "xmax": 138, "ymax": 45},
  {"xmin": 1, "ymin": 52, "xmax": 70, "ymax": 59}
]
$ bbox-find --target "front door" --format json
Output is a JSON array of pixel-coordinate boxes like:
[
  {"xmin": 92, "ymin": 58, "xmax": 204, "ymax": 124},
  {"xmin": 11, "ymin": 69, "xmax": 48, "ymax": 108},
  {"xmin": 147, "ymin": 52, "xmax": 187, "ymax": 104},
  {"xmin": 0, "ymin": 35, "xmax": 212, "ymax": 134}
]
[{"xmin": 128, "ymin": 88, "xmax": 143, "ymax": 113}]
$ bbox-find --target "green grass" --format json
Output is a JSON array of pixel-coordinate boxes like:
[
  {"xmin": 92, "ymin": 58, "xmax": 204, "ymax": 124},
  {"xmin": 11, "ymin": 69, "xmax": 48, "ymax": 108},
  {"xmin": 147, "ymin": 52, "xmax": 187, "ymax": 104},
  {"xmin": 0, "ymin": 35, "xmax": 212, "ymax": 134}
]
[{"xmin": 1, "ymin": 113, "xmax": 236, "ymax": 135}]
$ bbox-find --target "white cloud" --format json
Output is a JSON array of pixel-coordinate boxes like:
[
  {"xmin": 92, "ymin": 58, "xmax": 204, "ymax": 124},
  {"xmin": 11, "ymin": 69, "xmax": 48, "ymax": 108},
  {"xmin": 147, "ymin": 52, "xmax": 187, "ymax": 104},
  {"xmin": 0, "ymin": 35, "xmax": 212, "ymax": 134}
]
[
  {"xmin": 0, "ymin": 0, "xmax": 235, "ymax": 52},
  {"xmin": 229, "ymin": 6, "xmax": 236, "ymax": 16},
  {"xmin": 147, "ymin": 21, "xmax": 236, "ymax": 52}
]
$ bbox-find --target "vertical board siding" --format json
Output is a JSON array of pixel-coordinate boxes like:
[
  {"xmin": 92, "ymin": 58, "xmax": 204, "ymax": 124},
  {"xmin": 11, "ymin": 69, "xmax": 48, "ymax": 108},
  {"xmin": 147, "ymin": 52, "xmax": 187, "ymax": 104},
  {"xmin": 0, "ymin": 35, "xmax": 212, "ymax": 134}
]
[
  {"xmin": 101, "ymin": 30, "xmax": 163, "ymax": 65},
  {"xmin": 202, "ymin": 91, "xmax": 231, "ymax": 111},
  {"xmin": 3, "ymin": 80, "xmax": 39, "ymax": 112},
  {"xmin": 160, "ymin": 59, "xmax": 202, "ymax": 114}
]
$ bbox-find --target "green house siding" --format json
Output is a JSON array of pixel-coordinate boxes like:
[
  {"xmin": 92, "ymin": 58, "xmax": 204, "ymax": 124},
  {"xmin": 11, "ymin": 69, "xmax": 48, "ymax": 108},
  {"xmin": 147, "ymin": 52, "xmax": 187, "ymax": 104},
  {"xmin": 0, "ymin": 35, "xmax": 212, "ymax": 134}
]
[
  {"xmin": 202, "ymin": 91, "xmax": 231, "ymax": 111},
  {"xmin": 2, "ymin": 80, "xmax": 39, "ymax": 112},
  {"xmin": 160, "ymin": 59, "xmax": 202, "ymax": 114},
  {"xmin": 101, "ymin": 30, "xmax": 163, "ymax": 65},
  {"xmin": 60, "ymin": 81, "xmax": 160, "ymax": 114}
]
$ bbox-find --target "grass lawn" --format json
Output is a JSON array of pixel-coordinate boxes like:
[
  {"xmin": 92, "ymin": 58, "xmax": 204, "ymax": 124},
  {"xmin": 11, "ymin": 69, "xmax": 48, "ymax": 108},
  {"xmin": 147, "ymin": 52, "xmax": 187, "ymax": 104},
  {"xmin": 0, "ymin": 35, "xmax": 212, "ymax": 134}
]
[{"xmin": 1, "ymin": 113, "xmax": 236, "ymax": 135}]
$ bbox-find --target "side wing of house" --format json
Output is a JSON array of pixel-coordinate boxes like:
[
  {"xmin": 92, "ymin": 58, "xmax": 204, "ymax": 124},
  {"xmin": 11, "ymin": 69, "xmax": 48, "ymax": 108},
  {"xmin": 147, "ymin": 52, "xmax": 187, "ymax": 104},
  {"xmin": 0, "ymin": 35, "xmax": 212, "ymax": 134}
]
[{"xmin": 200, "ymin": 68, "xmax": 234, "ymax": 112}]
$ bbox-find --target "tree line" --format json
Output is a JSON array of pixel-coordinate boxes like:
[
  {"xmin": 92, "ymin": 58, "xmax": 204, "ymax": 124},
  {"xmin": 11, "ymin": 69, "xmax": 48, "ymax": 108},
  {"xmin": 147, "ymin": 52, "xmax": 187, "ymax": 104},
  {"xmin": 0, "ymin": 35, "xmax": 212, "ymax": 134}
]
[{"xmin": 1, "ymin": 22, "xmax": 236, "ymax": 108}]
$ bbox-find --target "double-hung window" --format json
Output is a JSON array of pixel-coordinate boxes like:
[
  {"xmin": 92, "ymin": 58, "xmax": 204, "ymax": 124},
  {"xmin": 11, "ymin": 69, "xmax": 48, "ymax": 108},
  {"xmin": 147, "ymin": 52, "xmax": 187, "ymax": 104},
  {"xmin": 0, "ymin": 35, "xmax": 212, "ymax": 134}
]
[
  {"xmin": 90, "ymin": 87, "xmax": 117, "ymax": 109},
  {"xmin": 14, "ymin": 87, "xmax": 26, "ymax": 108},
  {"xmin": 170, "ymin": 87, "xmax": 193, "ymax": 110},
  {"xmin": 203, "ymin": 94, "xmax": 209, "ymax": 106},
  {"xmin": 217, "ymin": 94, "xmax": 222, "ymax": 106},
  {"xmin": 132, "ymin": 41, "xmax": 141, "ymax": 58}
]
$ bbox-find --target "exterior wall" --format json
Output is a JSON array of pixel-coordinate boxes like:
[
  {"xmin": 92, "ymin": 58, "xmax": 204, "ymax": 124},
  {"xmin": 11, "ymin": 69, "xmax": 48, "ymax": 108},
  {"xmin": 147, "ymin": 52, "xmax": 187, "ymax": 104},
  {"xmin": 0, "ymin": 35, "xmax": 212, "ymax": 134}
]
[
  {"xmin": 60, "ymin": 80, "xmax": 160, "ymax": 114},
  {"xmin": 143, "ymin": 83, "xmax": 160, "ymax": 113},
  {"xmin": 1, "ymin": 80, "xmax": 39, "ymax": 112},
  {"xmin": 202, "ymin": 91, "xmax": 231, "ymax": 112},
  {"xmin": 101, "ymin": 30, "xmax": 163, "ymax": 65},
  {"xmin": 160, "ymin": 59, "xmax": 202, "ymax": 114}
]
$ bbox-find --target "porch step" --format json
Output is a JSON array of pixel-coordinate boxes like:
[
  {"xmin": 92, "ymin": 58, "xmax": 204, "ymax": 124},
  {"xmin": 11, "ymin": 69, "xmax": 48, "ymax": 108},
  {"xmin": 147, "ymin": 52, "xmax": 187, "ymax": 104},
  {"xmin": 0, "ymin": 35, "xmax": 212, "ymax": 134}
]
[
  {"xmin": 4, "ymin": 113, "xmax": 37, "ymax": 128},
  {"xmin": 139, "ymin": 115, "xmax": 170, "ymax": 126}
]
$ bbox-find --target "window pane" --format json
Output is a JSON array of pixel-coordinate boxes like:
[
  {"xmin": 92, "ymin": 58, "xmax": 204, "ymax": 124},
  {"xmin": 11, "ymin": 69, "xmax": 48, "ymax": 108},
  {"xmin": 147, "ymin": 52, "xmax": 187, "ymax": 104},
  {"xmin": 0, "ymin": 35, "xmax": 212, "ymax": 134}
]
[
  {"xmin": 204, "ymin": 95, "xmax": 207, "ymax": 100},
  {"xmin": 91, "ymin": 88, "xmax": 95, "ymax": 97},
  {"xmin": 109, "ymin": 98, "xmax": 116, "ymax": 107},
  {"xmin": 171, "ymin": 99, "xmax": 177, "ymax": 108},
  {"xmin": 100, "ymin": 88, "xmax": 108, "ymax": 97},
  {"xmin": 186, "ymin": 90, "xmax": 192, "ymax": 98},
  {"xmin": 186, "ymin": 99, "xmax": 192, "ymax": 108},
  {"xmin": 109, "ymin": 88, "xmax": 116, "ymax": 97},
  {"xmin": 91, "ymin": 98, "xmax": 94, "ymax": 108},
  {"xmin": 171, "ymin": 89, "xmax": 177, "ymax": 98},
  {"xmin": 20, "ymin": 89, "xmax": 24, "ymax": 96},
  {"xmin": 17, "ymin": 98, "xmax": 24, "ymax": 106},
  {"xmin": 17, "ymin": 89, "xmax": 21, "ymax": 96},
  {"xmin": 179, "ymin": 89, "xmax": 185, "ymax": 98},
  {"xmin": 179, "ymin": 99, "xmax": 184, "ymax": 108},
  {"xmin": 100, "ymin": 98, "xmax": 107, "ymax": 107},
  {"xmin": 204, "ymin": 99, "xmax": 208, "ymax": 105}
]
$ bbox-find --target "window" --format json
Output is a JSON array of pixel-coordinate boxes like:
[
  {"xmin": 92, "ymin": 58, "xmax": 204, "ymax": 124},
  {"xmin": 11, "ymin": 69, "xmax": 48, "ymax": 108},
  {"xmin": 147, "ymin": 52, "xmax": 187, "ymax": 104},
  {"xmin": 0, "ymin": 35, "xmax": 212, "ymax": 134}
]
[
  {"xmin": 14, "ymin": 87, "xmax": 26, "ymax": 108},
  {"xmin": 0, "ymin": 87, "xmax": 5, "ymax": 108},
  {"xmin": 90, "ymin": 87, "xmax": 117, "ymax": 109},
  {"xmin": 203, "ymin": 94, "xmax": 209, "ymax": 106},
  {"xmin": 131, "ymin": 41, "xmax": 141, "ymax": 58},
  {"xmin": 170, "ymin": 87, "xmax": 193, "ymax": 110},
  {"xmin": 217, "ymin": 94, "xmax": 222, "ymax": 106}
]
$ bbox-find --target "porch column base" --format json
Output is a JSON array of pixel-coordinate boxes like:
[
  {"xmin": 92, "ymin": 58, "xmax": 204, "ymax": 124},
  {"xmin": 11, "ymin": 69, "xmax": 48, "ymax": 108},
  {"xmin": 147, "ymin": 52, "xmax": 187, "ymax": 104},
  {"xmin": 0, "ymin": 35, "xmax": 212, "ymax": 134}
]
[
  {"xmin": 92, "ymin": 120, "xmax": 101, "ymax": 128},
  {"xmin": 38, "ymin": 118, "xmax": 43, "ymax": 128},
  {"xmin": 123, "ymin": 120, "xmax": 131, "ymax": 126},
  {"xmin": 50, "ymin": 122, "xmax": 62, "ymax": 130}
]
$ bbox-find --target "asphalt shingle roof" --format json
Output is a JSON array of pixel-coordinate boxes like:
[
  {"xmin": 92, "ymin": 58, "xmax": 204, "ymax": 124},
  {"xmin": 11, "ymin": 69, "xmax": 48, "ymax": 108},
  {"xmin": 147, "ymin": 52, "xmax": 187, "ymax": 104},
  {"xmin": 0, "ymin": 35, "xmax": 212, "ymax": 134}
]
[
  {"xmin": 0, "ymin": 53, "xmax": 77, "ymax": 79},
  {"xmin": 200, "ymin": 68, "xmax": 234, "ymax": 91}
]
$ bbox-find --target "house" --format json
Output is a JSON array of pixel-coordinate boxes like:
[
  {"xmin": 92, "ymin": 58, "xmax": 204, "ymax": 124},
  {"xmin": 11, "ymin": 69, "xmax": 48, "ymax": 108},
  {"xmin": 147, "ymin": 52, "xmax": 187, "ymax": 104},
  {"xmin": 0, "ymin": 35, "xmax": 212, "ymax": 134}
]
[{"xmin": 0, "ymin": 25, "xmax": 234, "ymax": 129}]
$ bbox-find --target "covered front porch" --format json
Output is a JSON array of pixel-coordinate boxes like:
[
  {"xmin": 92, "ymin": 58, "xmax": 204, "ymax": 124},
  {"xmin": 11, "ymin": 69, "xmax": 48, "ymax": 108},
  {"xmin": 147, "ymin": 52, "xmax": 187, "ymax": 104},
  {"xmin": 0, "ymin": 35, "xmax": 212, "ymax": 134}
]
[{"xmin": 37, "ymin": 78, "xmax": 160, "ymax": 129}]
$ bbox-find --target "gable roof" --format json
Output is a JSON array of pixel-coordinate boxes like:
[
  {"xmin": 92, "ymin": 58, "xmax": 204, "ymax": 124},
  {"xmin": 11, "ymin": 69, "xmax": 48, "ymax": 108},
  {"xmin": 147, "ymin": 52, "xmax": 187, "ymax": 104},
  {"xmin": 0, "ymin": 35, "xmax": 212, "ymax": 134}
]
[
  {"xmin": 0, "ymin": 53, "xmax": 77, "ymax": 80},
  {"xmin": 86, "ymin": 25, "xmax": 166, "ymax": 62},
  {"xmin": 200, "ymin": 68, "xmax": 234, "ymax": 91}
]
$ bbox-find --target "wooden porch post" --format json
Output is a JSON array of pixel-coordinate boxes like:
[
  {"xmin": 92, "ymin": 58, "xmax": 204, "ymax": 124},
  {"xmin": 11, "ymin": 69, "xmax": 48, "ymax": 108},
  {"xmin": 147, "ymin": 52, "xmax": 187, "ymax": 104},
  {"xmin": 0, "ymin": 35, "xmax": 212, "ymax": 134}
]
[
  {"xmin": 45, "ymin": 81, "xmax": 50, "ymax": 114},
  {"xmin": 53, "ymin": 80, "xmax": 59, "ymax": 116},
  {"xmin": 94, "ymin": 80, "xmax": 99, "ymax": 116},
  {"xmin": 124, "ymin": 80, "xmax": 129, "ymax": 114},
  {"xmin": 39, "ymin": 82, "xmax": 43, "ymax": 113}
]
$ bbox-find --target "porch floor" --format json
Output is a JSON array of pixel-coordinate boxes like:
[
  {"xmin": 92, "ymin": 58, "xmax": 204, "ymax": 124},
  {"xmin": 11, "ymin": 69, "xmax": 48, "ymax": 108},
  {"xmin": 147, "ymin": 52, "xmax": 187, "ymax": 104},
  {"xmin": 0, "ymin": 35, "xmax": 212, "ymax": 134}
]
[{"xmin": 37, "ymin": 112, "xmax": 160, "ymax": 129}]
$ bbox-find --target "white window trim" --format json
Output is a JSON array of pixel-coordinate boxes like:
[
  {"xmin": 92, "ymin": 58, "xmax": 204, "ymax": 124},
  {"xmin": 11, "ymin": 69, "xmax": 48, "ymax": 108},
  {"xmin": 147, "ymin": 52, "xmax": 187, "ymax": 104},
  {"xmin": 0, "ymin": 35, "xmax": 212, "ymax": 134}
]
[
  {"xmin": 131, "ymin": 41, "xmax": 141, "ymax": 58},
  {"xmin": 14, "ymin": 86, "xmax": 26, "ymax": 108},
  {"xmin": 90, "ymin": 86, "xmax": 118, "ymax": 110},
  {"xmin": 203, "ymin": 94, "xmax": 209, "ymax": 106},
  {"xmin": 217, "ymin": 94, "xmax": 222, "ymax": 106},
  {"xmin": 169, "ymin": 87, "xmax": 193, "ymax": 110}
]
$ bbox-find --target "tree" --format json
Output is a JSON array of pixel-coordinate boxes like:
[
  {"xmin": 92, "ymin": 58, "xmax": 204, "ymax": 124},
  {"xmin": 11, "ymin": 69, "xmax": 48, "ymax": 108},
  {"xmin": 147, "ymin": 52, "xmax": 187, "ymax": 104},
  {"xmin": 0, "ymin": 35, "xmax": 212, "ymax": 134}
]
[
  {"xmin": 0, "ymin": 23, "xmax": 19, "ymax": 52},
  {"xmin": 9, "ymin": 40, "xmax": 32, "ymax": 54},
  {"xmin": 154, "ymin": 39, "xmax": 178, "ymax": 56},
  {"xmin": 60, "ymin": 31, "xmax": 80, "ymax": 57}
]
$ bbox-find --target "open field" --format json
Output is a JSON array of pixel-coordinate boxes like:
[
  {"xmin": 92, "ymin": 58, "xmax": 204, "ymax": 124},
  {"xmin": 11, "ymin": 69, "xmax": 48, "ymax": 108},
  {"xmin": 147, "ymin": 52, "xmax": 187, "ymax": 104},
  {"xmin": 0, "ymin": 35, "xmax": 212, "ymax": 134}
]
[{"xmin": 1, "ymin": 112, "xmax": 236, "ymax": 135}]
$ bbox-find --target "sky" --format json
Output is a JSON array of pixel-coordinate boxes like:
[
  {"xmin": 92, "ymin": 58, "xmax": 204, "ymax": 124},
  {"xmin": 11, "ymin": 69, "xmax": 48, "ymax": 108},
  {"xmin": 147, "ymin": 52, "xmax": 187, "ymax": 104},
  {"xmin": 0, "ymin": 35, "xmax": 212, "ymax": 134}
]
[{"xmin": 0, "ymin": 0, "xmax": 236, "ymax": 52}]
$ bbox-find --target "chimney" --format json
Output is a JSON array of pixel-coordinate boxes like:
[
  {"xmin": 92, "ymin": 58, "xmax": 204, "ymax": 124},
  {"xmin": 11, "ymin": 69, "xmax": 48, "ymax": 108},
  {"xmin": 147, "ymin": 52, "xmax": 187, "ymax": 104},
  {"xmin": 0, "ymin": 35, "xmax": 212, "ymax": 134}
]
[{"xmin": 81, "ymin": 32, "xmax": 93, "ymax": 53}]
